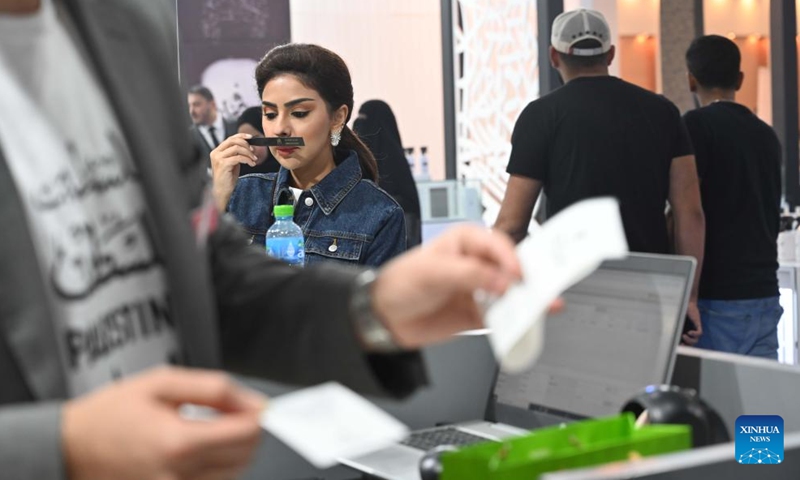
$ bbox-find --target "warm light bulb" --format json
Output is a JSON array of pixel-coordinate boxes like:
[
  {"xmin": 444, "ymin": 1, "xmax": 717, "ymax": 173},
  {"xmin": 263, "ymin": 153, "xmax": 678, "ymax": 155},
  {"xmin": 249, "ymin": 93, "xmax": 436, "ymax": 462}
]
[
  {"xmin": 636, "ymin": 34, "xmax": 648, "ymax": 44},
  {"xmin": 747, "ymin": 34, "xmax": 759, "ymax": 44},
  {"xmin": 727, "ymin": 32, "xmax": 737, "ymax": 40}
]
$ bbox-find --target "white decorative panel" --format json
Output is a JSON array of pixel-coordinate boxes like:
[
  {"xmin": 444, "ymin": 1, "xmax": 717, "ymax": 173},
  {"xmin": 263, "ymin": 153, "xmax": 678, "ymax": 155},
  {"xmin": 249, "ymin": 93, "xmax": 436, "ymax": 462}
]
[
  {"xmin": 453, "ymin": 0, "xmax": 539, "ymax": 223},
  {"xmin": 291, "ymin": 0, "xmax": 446, "ymax": 181}
]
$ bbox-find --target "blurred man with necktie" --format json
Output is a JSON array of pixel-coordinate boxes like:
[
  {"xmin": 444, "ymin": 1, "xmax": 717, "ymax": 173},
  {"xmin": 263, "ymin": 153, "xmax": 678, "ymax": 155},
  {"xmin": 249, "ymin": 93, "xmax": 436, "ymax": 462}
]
[{"xmin": 188, "ymin": 84, "xmax": 237, "ymax": 167}]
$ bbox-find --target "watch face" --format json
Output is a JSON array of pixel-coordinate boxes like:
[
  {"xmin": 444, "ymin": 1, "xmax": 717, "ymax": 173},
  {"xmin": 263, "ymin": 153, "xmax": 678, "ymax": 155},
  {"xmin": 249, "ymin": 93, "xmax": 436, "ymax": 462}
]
[
  {"xmin": 364, "ymin": 325, "xmax": 394, "ymax": 346},
  {"xmin": 353, "ymin": 271, "xmax": 400, "ymax": 353}
]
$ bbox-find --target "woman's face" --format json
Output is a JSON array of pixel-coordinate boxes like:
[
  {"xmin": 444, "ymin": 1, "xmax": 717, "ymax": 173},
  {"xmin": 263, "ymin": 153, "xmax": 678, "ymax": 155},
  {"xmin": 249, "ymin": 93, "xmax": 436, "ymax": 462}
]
[
  {"xmin": 261, "ymin": 74, "xmax": 346, "ymax": 172},
  {"xmin": 237, "ymin": 123, "xmax": 268, "ymax": 164}
]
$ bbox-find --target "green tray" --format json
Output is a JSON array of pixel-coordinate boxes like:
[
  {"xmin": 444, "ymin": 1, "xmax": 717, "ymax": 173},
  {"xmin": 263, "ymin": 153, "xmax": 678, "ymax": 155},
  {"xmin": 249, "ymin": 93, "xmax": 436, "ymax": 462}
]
[{"xmin": 440, "ymin": 413, "xmax": 691, "ymax": 480}]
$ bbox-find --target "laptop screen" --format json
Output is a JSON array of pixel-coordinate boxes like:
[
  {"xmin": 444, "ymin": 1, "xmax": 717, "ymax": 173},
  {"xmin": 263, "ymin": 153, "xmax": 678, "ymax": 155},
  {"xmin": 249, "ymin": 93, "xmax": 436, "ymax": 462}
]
[{"xmin": 493, "ymin": 254, "xmax": 695, "ymax": 423}]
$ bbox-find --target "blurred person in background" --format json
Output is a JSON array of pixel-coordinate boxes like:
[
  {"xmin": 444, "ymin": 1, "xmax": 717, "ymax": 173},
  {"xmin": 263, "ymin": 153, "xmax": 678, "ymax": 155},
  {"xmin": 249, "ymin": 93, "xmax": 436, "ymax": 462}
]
[
  {"xmin": 354, "ymin": 99, "xmax": 422, "ymax": 248},
  {"xmin": 188, "ymin": 84, "xmax": 237, "ymax": 165}
]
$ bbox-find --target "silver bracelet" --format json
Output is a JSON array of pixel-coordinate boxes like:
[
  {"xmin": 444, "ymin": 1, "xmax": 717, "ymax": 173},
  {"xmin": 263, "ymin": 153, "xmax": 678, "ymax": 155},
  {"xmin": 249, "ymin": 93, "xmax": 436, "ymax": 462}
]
[{"xmin": 350, "ymin": 269, "xmax": 403, "ymax": 353}]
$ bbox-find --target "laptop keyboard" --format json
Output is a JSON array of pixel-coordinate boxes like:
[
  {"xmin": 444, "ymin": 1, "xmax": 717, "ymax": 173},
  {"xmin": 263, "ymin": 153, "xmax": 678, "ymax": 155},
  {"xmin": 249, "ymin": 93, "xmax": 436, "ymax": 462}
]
[{"xmin": 400, "ymin": 427, "xmax": 491, "ymax": 451}]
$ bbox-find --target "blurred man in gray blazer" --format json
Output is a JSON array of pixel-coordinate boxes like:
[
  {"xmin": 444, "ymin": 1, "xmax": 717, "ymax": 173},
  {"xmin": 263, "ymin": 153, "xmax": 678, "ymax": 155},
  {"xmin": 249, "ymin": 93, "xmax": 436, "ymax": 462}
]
[
  {"xmin": 188, "ymin": 84, "xmax": 238, "ymax": 164},
  {"xmin": 0, "ymin": 1, "xmax": 525, "ymax": 479}
]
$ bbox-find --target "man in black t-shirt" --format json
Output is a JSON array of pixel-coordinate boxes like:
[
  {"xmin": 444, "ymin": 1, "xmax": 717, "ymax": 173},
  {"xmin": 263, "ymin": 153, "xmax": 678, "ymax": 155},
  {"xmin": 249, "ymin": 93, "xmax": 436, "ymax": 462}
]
[
  {"xmin": 683, "ymin": 35, "xmax": 783, "ymax": 359},
  {"xmin": 494, "ymin": 8, "xmax": 706, "ymax": 343}
]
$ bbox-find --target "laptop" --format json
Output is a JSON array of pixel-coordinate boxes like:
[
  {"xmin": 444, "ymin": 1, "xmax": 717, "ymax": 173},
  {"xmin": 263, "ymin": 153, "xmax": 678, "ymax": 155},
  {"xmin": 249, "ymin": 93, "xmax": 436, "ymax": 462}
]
[{"xmin": 339, "ymin": 253, "xmax": 696, "ymax": 480}]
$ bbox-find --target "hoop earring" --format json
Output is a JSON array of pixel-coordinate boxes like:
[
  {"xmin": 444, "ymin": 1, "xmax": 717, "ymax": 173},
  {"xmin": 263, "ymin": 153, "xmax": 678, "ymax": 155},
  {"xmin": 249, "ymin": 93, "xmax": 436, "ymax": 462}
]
[{"xmin": 330, "ymin": 128, "xmax": 342, "ymax": 147}]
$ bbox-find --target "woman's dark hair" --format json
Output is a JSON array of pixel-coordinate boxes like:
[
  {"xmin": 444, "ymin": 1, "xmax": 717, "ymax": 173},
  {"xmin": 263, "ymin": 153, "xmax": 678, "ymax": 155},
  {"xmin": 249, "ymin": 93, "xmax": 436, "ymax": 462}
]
[
  {"xmin": 354, "ymin": 100, "xmax": 422, "ymax": 247},
  {"xmin": 685, "ymin": 35, "xmax": 741, "ymax": 90},
  {"xmin": 188, "ymin": 84, "xmax": 214, "ymax": 102},
  {"xmin": 236, "ymin": 106, "xmax": 264, "ymax": 134},
  {"xmin": 255, "ymin": 43, "xmax": 378, "ymax": 182},
  {"xmin": 355, "ymin": 100, "xmax": 403, "ymax": 145}
]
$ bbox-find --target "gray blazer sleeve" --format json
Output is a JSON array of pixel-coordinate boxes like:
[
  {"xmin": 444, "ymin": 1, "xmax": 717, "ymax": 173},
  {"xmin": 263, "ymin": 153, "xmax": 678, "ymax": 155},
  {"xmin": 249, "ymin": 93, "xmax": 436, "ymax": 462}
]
[
  {"xmin": 0, "ymin": 403, "xmax": 65, "ymax": 480},
  {"xmin": 209, "ymin": 215, "xmax": 428, "ymax": 398}
]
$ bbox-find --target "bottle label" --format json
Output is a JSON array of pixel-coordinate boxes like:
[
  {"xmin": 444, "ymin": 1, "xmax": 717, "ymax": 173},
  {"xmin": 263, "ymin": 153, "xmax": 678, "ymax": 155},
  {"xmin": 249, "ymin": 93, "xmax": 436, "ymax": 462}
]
[{"xmin": 266, "ymin": 237, "xmax": 305, "ymax": 266}]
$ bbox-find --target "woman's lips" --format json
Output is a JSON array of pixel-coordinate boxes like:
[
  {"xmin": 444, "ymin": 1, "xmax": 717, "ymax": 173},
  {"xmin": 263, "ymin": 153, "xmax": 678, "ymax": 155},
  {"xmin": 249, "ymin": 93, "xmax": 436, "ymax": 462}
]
[{"xmin": 276, "ymin": 147, "xmax": 298, "ymax": 155}]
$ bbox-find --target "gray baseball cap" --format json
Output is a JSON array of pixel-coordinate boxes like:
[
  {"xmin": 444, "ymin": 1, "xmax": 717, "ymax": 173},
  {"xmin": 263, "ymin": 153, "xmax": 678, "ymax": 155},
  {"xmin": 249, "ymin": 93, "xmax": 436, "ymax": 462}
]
[{"xmin": 551, "ymin": 9, "xmax": 612, "ymax": 57}]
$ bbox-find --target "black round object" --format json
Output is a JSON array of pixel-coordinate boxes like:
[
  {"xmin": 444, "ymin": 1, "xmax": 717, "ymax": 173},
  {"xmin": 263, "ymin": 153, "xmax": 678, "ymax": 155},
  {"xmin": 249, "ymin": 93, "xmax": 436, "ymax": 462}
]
[
  {"xmin": 418, "ymin": 444, "xmax": 459, "ymax": 480},
  {"xmin": 621, "ymin": 385, "xmax": 730, "ymax": 447}
]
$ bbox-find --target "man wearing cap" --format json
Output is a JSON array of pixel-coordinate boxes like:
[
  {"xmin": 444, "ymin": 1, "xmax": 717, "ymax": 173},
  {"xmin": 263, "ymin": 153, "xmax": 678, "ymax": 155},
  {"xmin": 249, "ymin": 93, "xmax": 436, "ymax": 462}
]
[{"xmin": 495, "ymin": 8, "xmax": 706, "ymax": 343}]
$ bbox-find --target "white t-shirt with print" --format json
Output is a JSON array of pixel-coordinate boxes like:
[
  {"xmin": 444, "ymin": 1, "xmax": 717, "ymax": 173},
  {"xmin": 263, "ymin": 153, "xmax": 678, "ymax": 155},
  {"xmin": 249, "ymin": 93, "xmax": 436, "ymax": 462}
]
[{"xmin": 0, "ymin": 0, "xmax": 178, "ymax": 396}]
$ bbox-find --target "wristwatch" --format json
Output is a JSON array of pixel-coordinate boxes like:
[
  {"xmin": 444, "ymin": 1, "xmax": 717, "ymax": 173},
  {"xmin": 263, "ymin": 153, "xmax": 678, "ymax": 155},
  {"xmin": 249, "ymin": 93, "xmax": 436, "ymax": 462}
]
[{"xmin": 350, "ymin": 269, "xmax": 403, "ymax": 353}]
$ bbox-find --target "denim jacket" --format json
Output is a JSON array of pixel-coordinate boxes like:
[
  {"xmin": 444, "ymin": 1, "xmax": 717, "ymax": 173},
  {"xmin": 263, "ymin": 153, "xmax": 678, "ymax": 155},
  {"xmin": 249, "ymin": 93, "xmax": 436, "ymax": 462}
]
[{"xmin": 227, "ymin": 150, "xmax": 407, "ymax": 266}]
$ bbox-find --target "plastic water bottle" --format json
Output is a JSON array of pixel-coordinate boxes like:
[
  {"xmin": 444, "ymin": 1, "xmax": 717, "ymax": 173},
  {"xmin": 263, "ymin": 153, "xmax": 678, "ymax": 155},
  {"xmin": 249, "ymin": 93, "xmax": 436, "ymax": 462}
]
[
  {"xmin": 418, "ymin": 146, "xmax": 430, "ymax": 181},
  {"xmin": 266, "ymin": 205, "xmax": 305, "ymax": 266}
]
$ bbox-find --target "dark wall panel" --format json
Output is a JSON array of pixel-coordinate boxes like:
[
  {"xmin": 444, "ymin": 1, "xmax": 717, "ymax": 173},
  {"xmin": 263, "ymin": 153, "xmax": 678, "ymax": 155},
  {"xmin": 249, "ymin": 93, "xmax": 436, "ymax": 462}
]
[{"xmin": 177, "ymin": 0, "xmax": 290, "ymax": 121}]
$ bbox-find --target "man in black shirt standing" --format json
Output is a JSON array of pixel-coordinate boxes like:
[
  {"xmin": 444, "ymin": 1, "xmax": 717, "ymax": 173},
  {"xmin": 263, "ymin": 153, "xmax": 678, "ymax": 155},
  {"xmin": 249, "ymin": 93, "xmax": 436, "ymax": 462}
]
[
  {"xmin": 494, "ymin": 8, "xmax": 706, "ymax": 342},
  {"xmin": 683, "ymin": 35, "xmax": 783, "ymax": 359}
]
